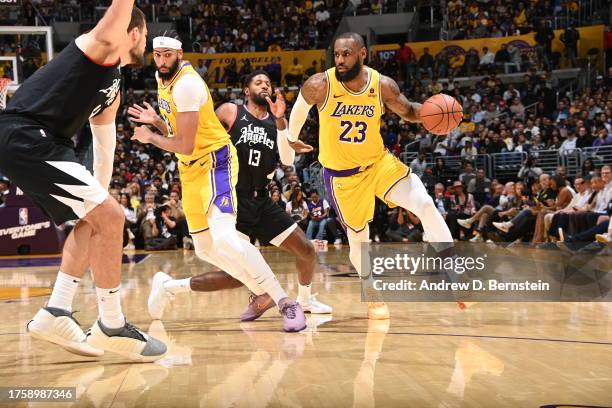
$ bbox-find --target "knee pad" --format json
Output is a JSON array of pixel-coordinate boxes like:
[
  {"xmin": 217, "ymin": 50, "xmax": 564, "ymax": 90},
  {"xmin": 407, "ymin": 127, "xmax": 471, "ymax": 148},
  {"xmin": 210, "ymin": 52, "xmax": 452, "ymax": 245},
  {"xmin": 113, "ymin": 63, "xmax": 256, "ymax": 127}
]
[
  {"xmin": 207, "ymin": 205, "xmax": 246, "ymax": 260},
  {"xmin": 207, "ymin": 206, "xmax": 236, "ymax": 241},
  {"xmin": 193, "ymin": 231, "xmax": 251, "ymax": 282},
  {"xmin": 193, "ymin": 230, "xmax": 243, "ymax": 265},
  {"xmin": 212, "ymin": 229, "xmax": 246, "ymax": 260}
]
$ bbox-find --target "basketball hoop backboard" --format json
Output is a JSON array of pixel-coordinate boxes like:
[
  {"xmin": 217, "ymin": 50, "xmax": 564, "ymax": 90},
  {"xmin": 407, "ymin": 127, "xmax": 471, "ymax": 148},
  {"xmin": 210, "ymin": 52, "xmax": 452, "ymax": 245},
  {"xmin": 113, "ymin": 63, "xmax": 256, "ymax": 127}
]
[{"xmin": 0, "ymin": 25, "xmax": 54, "ymax": 96}]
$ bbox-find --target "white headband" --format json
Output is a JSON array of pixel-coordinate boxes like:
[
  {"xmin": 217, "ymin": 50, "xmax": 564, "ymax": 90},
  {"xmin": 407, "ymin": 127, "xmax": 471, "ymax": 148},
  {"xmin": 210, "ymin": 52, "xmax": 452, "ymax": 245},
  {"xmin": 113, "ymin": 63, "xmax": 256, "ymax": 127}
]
[{"xmin": 153, "ymin": 36, "xmax": 182, "ymax": 50}]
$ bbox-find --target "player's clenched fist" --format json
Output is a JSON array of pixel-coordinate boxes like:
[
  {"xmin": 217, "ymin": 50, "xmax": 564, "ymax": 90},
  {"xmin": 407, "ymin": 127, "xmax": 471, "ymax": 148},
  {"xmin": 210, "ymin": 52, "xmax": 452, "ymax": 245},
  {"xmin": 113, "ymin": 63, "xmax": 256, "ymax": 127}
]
[{"xmin": 132, "ymin": 125, "xmax": 155, "ymax": 144}]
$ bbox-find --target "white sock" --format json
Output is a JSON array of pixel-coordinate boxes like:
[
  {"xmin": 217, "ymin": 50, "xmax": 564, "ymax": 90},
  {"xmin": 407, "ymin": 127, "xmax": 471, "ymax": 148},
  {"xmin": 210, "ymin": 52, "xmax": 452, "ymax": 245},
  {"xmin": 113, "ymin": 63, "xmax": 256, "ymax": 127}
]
[
  {"xmin": 297, "ymin": 283, "xmax": 312, "ymax": 304},
  {"xmin": 164, "ymin": 278, "xmax": 192, "ymax": 294},
  {"xmin": 47, "ymin": 271, "xmax": 80, "ymax": 311},
  {"xmin": 96, "ymin": 285, "xmax": 125, "ymax": 329}
]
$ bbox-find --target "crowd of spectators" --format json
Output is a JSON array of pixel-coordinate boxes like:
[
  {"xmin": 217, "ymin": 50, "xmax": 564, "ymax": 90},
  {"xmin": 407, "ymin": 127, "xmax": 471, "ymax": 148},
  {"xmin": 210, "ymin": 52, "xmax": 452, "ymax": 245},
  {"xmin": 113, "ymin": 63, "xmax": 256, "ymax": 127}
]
[
  {"xmin": 161, "ymin": 0, "xmax": 348, "ymax": 52},
  {"xmin": 0, "ymin": 0, "xmax": 351, "ymax": 52},
  {"xmin": 445, "ymin": 0, "xmax": 581, "ymax": 40},
  {"xmin": 1, "ymin": 3, "xmax": 611, "ymax": 252},
  {"xmin": 382, "ymin": 26, "xmax": 585, "ymax": 93}
]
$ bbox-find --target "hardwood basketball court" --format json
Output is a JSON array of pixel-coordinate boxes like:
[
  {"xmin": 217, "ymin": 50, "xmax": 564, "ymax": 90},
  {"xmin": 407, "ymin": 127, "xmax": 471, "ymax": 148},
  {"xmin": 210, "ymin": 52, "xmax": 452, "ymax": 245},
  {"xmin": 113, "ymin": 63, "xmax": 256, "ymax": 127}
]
[{"xmin": 0, "ymin": 245, "xmax": 611, "ymax": 407}]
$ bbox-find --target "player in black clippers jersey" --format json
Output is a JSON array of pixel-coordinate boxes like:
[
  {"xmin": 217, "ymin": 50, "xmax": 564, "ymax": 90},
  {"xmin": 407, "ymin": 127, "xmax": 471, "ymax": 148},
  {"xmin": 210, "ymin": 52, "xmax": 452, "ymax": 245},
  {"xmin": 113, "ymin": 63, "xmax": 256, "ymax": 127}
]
[
  {"xmin": 222, "ymin": 71, "xmax": 331, "ymax": 315},
  {"xmin": 0, "ymin": 2, "xmax": 166, "ymax": 362},
  {"xmin": 147, "ymin": 70, "xmax": 332, "ymax": 318}
]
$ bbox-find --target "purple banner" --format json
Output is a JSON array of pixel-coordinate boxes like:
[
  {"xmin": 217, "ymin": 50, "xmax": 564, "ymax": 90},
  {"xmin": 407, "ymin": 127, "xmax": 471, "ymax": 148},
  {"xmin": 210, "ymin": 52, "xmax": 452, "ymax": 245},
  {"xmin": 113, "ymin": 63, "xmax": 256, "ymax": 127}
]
[{"xmin": 0, "ymin": 186, "xmax": 65, "ymax": 255}]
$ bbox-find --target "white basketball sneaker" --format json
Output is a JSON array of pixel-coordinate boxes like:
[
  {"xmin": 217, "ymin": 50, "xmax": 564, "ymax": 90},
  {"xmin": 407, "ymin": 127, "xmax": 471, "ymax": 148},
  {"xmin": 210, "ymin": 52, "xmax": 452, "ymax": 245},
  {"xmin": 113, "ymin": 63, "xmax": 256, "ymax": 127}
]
[
  {"xmin": 493, "ymin": 221, "xmax": 512, "ymax": 233},
  {"xmin": 27, "ymin": 307, "xmax": 104, "ymax": 357},
  {"xmin": 457, "ymin": 218, "xmax": 473, "ymax": 229},
  {"xmin": 86, "ymin": 319, "xmax": 167, "ymax": 363},
  {"xmin": 148, "ymin": 272, "xmax": 173, "ymax": 320},
  {"xmin": 298, "ymin": 294, "xmax": 332, "ymax": 314}
]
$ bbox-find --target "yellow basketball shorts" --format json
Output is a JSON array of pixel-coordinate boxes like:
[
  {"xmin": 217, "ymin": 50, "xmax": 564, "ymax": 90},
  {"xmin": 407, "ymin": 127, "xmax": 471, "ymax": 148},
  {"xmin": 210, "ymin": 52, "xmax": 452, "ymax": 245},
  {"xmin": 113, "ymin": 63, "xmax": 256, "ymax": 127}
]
[
  {"xmin": 178, "ymin": 144, "xmax": 238, "ymax": 234},
  {"xmin": 322, "ymin": 152, "xmax": 411, "ymax": 233}
]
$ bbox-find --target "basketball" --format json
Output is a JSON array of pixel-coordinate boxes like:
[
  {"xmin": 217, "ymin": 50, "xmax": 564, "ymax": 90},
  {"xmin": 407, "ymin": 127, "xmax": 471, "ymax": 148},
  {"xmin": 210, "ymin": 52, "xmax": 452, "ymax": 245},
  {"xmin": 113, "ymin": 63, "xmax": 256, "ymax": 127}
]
[{"xmin": 420, "ymin": 94, "xmax": 463, "ymax": 135}]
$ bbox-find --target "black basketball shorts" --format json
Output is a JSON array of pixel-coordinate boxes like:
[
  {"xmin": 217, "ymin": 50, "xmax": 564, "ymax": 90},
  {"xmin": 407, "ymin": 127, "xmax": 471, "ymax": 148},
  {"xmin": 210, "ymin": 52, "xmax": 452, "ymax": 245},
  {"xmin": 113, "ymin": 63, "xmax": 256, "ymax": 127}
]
[
  {"xmin": 0, "ymin": 115, "xmax": 108, "ymax": 224},
  {"xmin": 236, "ymin": 194, "xmax": 296, "ymax": 246}
]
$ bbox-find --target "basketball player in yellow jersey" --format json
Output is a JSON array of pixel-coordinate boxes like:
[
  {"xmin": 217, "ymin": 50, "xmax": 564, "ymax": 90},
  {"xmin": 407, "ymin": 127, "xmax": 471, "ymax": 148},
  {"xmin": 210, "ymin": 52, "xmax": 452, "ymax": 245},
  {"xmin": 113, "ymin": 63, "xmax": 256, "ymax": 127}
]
[
  {"xmin": 130, "ymin": 32, "xmax": 306, "ymax": 332},
  {"xmin": 288, "ymin": 32, "xmax": 454, "ymax": 320}
]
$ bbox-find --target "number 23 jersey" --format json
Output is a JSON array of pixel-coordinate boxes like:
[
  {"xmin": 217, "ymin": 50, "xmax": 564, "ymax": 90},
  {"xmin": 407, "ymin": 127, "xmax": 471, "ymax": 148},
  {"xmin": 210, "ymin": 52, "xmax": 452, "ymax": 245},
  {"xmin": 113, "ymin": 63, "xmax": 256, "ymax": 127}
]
[{"xmin": 318, "ymin": 66, "xmax": 386, "ymax": 171}]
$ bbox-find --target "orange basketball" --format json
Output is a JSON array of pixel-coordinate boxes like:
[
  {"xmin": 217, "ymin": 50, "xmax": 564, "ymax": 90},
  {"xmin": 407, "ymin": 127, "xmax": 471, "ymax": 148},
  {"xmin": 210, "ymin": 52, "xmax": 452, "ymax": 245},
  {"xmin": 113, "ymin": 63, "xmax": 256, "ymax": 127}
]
[{"xmin": 420, "ymin": 94, "xmax": 463, "ymax": 135}]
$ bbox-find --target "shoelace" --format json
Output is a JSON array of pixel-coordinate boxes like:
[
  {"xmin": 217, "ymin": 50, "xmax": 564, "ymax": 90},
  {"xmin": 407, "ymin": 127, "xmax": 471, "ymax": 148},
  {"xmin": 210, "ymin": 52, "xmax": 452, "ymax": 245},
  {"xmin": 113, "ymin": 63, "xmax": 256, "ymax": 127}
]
[
  {"xmin": 124, "ymin": 321, "xmax": 147, "ymax": 342},
  {"xmin": 66, "ymin": 310, "xmax": 81, "ymax": 326},
  {"xmin": 282, "ymin": 303, "xmax": 297, "ymax": 319}
]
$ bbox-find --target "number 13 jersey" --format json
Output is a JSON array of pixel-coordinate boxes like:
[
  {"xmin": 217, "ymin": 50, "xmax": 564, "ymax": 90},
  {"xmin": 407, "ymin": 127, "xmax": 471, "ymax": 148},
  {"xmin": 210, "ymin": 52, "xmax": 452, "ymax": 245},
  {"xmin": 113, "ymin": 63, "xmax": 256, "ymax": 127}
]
[
  {"xmin": 318, "ymin": 66, "xmax": 386, "ymax": 171},
  {"xmin": 229, "ymin": 105, "xmax": 278, "ymax": 193}
]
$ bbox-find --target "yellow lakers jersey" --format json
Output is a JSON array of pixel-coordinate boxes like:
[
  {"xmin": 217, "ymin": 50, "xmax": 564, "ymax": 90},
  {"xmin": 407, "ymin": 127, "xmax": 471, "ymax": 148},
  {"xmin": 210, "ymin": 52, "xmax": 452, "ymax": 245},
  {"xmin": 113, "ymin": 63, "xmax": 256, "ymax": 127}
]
[
  {"xmin": 318, "ymin": 66, "xmax": 386, "ymax": 170},
  {"xmin": 157, "ymin": 61, "xmax": 230, "ymax": 163}
]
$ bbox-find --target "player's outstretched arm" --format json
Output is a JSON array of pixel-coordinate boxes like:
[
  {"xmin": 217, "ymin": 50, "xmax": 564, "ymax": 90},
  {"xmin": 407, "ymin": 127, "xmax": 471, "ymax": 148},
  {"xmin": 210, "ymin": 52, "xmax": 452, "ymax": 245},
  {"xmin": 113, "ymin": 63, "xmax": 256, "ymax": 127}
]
[
  {"xmin": 380, "ymin": 75, "xmax": 422, "ymax": 123},
  {"xmin": 288, "ymin": 73, "xmax": 327, "ymax": 142},
  {"xmin": 77, "ymin": 0, "xmax": 137, "ymax": 64}
]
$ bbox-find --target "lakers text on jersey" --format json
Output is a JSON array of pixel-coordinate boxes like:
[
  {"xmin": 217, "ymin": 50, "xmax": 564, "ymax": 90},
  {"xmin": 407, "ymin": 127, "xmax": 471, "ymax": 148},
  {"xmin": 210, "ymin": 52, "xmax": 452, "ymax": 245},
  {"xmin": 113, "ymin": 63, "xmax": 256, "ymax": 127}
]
[{"xmin": 318, "ymin": 67, "xmax": 411, "ymax": 232}]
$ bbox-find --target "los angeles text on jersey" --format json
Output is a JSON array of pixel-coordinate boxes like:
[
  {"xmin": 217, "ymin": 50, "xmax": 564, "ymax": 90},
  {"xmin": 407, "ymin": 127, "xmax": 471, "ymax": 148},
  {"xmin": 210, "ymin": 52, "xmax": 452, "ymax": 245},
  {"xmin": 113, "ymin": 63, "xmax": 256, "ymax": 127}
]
[
  {"xmin": 236, "ymin": 123, "xmax": 275, "ymax": 149},
  {"xmin": 330, "ymin": 102, "xmax": 376, "ymax": 118}
]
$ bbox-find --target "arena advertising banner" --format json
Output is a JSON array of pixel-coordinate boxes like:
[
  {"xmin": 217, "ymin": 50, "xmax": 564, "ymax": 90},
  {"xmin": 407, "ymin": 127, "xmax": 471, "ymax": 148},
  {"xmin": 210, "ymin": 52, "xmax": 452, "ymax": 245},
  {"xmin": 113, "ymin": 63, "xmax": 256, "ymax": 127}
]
[
  {"xmin": 0, "ymin": 185, "xmax": 65, "ymax": 255},
  {"xmin": 160, "ymin": 25, "xmax": 602, "ymax": 89},
  {"xmin": 178, "ymin": 50, "xmax": 326, "ymax": 88},
  {"xmin": 372, "ymin": 25, "xmax": 604, "ymax": 65}
]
